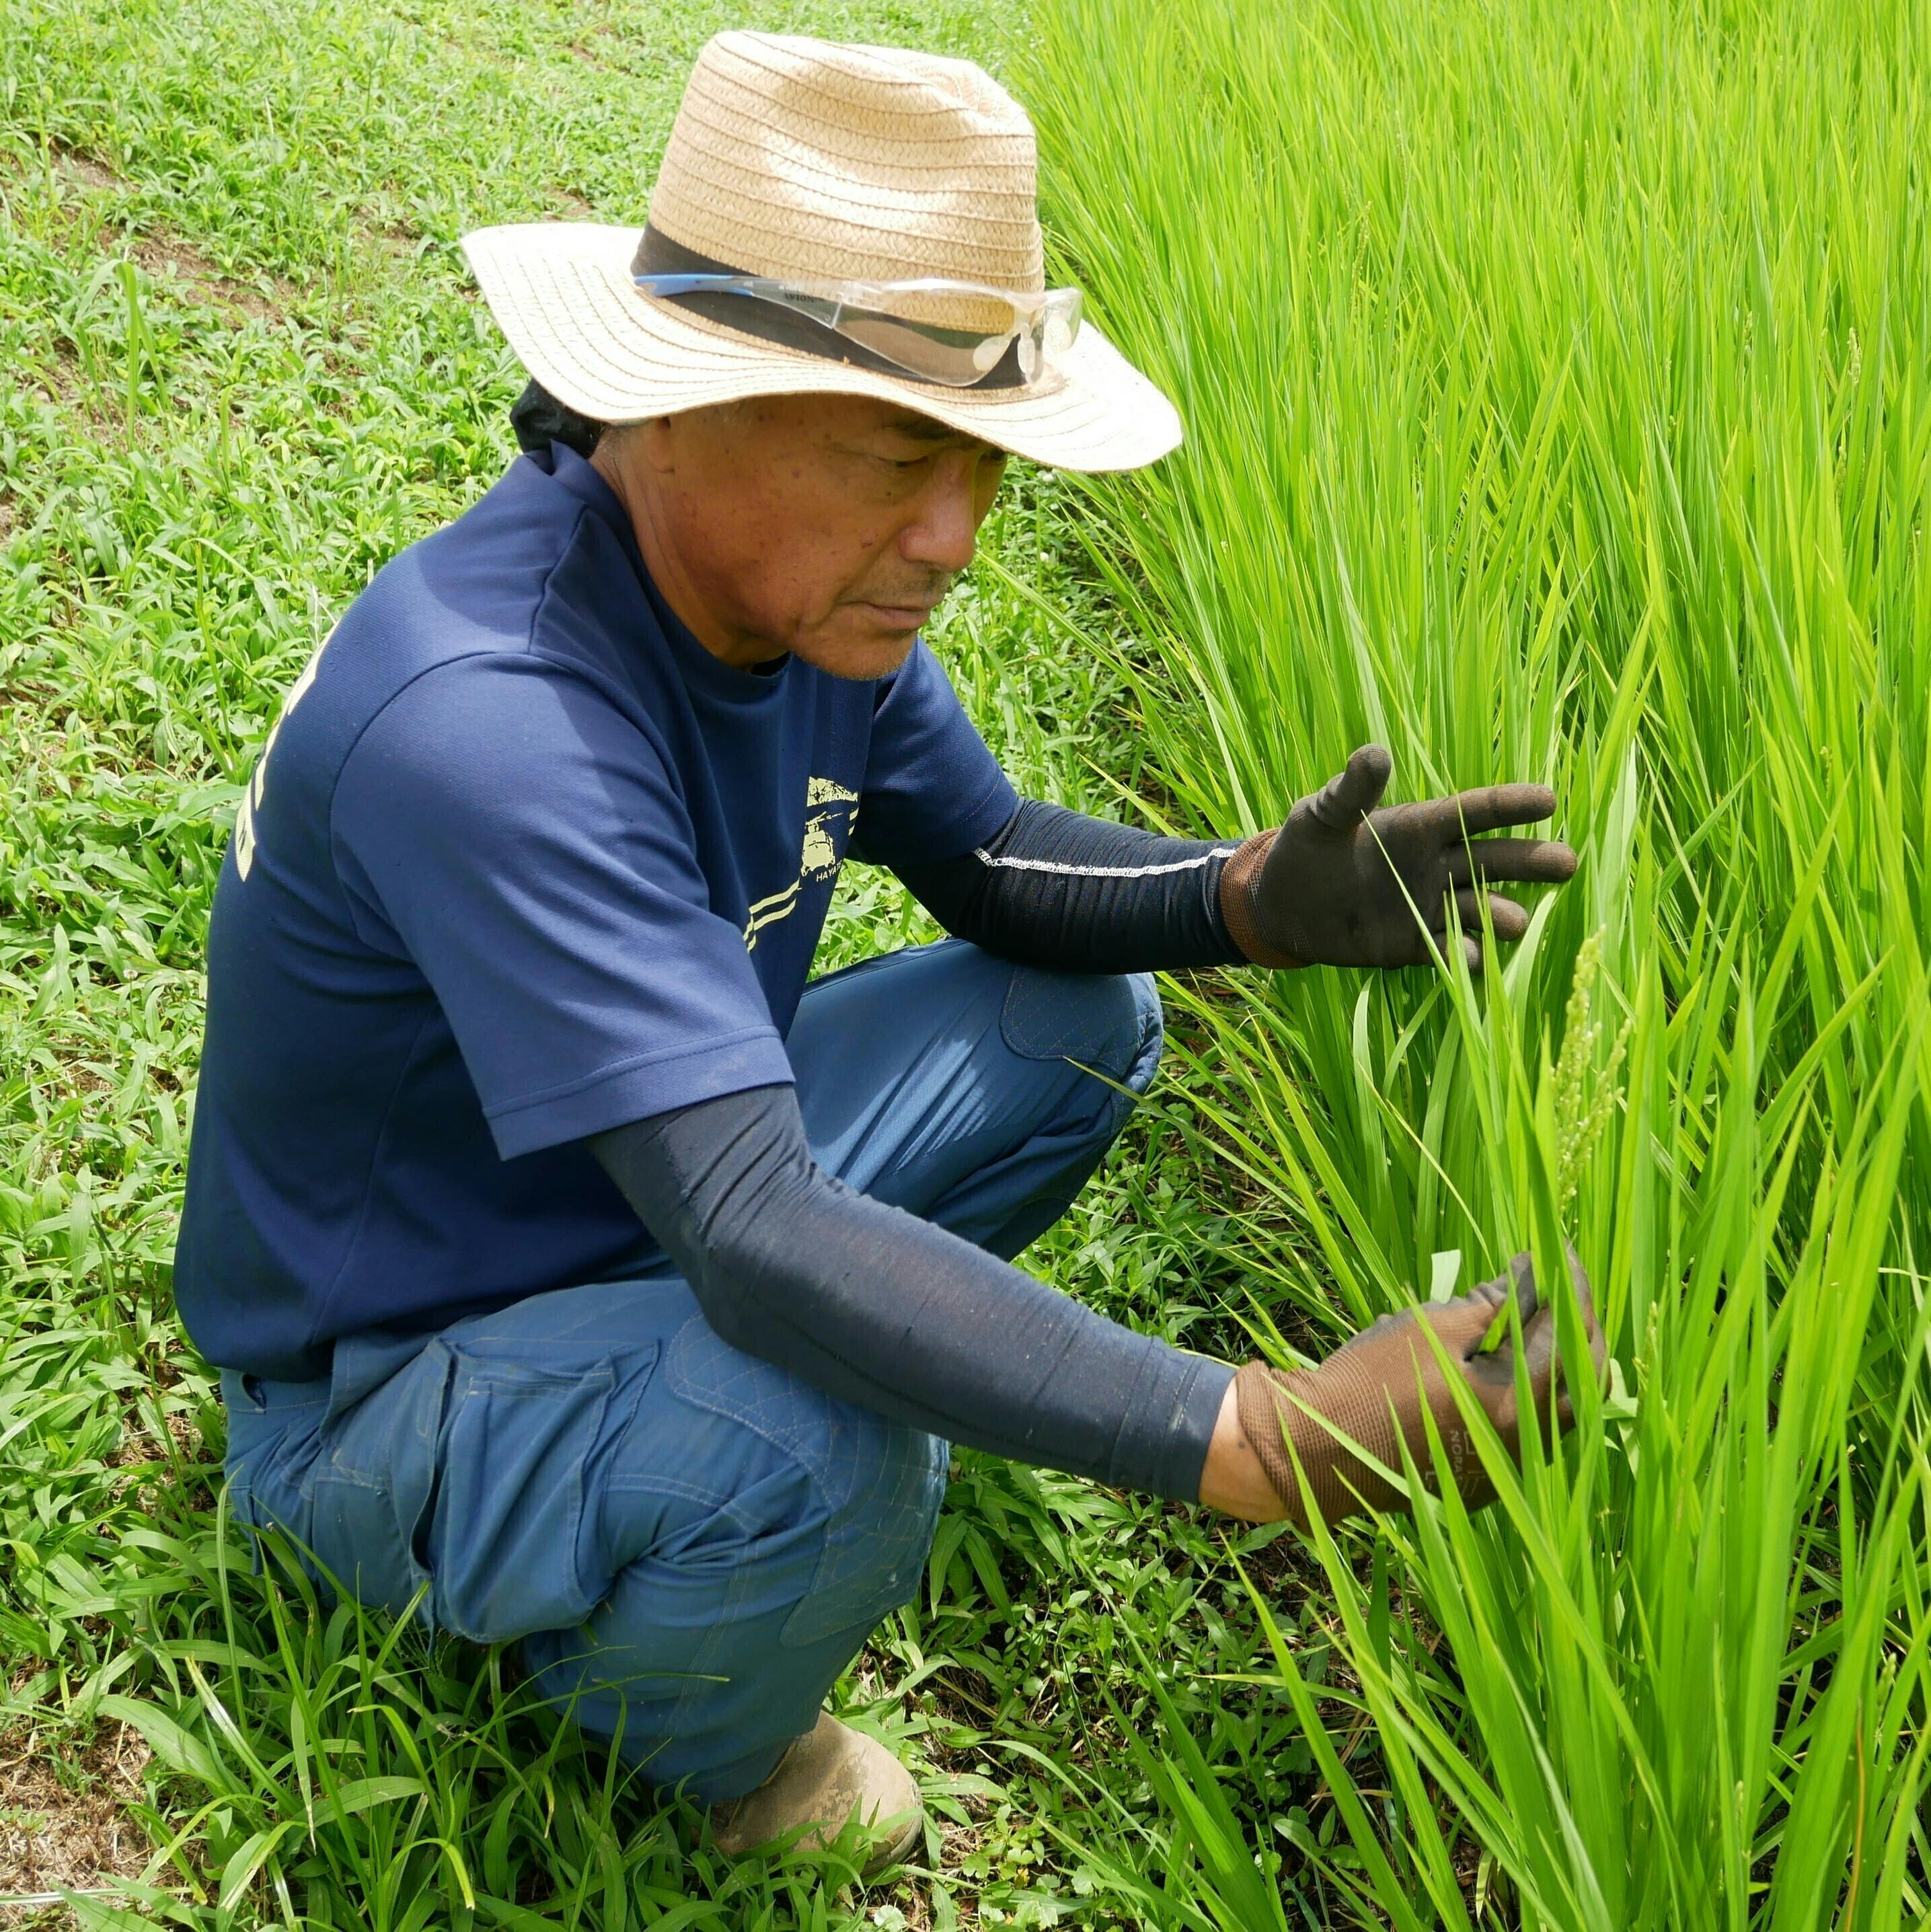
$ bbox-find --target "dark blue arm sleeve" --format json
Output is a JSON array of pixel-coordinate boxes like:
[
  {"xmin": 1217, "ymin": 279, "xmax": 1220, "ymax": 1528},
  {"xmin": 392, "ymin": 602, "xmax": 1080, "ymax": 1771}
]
[
  {"xmin": 589, "ymin": 1085, "xmax": 1231, "ymax": 1503},
  {"xmin": 892, "ymin": 798, "xmax": 1249, "ymax": 972}
]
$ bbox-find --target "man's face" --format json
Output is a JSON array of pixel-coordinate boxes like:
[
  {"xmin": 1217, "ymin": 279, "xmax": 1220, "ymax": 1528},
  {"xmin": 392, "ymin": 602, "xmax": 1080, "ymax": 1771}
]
[{"xmin": 605, "ymin": 392, "xmax": 1010, "ymax": 679}]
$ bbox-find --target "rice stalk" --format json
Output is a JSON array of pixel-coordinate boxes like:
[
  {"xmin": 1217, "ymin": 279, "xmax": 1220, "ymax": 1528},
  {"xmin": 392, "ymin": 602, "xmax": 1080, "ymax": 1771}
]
[{"xmin": 1022, "ymin": 0, "xmax": 1931, "ymax": 1921}]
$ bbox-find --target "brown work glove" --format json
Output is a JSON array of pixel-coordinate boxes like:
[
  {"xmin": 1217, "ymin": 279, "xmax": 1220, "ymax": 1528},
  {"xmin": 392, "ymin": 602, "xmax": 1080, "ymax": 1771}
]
[
  {"xmin": 1220, "ymin": 744, "xmax": 1577, "ymax": 971},
  {"xmin": 1234, "ymin": 1249, "xmax": 1605, "ymax": 1526}
]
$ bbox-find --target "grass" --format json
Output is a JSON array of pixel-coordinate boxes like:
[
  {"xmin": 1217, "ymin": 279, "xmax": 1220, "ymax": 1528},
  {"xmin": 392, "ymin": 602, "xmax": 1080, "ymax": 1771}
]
[{"xmin": 1020, "ymin": 0, "xmax": 1931, "ymax": 1924}]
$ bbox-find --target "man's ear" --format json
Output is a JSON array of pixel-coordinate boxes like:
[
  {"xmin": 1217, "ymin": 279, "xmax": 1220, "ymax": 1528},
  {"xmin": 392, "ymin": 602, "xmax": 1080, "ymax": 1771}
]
[
  {"xmin": 596, "ymin": 416, "xmax": 678, "ymax": 478},
  {"xmin": 638, "ymin": 414, "xmax": 681, "ymax": 472},
  {"xmin": 609, "ymin": 415, "xmax": 677, "ymax": 474}
]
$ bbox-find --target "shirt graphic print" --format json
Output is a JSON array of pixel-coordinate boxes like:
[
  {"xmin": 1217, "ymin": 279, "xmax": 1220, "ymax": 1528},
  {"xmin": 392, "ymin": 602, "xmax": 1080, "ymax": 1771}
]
[{"xmin": 747, "ymin": 778, "xmax": 862, "ymax": 951}]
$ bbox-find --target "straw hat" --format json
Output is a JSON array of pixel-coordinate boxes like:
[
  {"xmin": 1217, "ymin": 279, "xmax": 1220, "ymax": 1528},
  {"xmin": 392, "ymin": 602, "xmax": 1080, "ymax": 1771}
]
[{"xmin": 461, "ymin": 32, "xmax": 1182, "ymax": 473}]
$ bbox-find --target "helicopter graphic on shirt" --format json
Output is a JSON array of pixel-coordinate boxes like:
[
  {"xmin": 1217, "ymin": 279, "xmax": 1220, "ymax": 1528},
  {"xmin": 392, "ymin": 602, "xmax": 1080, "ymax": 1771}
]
[{"xmin": 743, "ymin": 777, "xmax": 860, "ymax": 952}]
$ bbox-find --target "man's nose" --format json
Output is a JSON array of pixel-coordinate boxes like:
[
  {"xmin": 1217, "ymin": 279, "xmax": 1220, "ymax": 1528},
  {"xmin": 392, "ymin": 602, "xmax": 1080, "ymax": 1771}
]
[{"xmin": 898, "ymin": 453, "xmax": 984, "ymax": 572}]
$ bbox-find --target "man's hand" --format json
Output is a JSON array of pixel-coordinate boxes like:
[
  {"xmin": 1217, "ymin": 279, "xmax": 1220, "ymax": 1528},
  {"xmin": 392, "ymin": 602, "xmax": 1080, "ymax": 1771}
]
[
  {"xmin": 1220, "ymin": 744, "xmax": 1577, "ymax": 971},
  {"xmin": 1207, "ymin": 1249, "xmax": 1605, "ymax": 1526}
]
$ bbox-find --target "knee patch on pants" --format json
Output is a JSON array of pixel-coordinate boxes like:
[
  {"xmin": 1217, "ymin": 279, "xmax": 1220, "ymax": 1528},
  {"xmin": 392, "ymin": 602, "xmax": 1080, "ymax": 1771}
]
[{"xmin": 665, "ymin": 1315, "xmax": 948, "ymax": 1650}]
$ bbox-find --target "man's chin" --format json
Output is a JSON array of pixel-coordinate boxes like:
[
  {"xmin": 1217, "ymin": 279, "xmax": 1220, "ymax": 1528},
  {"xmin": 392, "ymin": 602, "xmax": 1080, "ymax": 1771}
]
[{"xmin": 794, "ymin": 616, "xmax": 924, "ymax": 682}]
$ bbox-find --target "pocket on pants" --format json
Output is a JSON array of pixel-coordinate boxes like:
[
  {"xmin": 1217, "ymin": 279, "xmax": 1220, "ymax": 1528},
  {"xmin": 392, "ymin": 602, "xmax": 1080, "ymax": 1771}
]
[
  {"xmin": 426, "ymin": 1352, "xmax": 617, "ymax": 1644},
  {"xmin": 305, "ymin": 1465, "xmax": 434, "ymax": 1615}
]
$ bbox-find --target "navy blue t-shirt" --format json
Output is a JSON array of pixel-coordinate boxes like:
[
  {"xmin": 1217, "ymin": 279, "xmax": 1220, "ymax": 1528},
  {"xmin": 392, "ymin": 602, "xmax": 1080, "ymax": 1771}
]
[{"xmin": 175, "ymin": 445, "xmax": 1018, "ymax": 1380}]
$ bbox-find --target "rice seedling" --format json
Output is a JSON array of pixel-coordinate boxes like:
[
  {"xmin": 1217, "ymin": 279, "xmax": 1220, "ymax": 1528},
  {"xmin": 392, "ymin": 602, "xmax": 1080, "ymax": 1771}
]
[{"xmin": 1022, "ymin": 0, "xmax": 1931, "ymax": 1921}]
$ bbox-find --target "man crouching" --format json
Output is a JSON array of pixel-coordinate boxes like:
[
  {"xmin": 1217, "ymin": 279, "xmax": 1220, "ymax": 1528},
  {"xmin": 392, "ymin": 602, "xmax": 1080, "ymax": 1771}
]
[{"xmin": 177, "ymin": 30, "xmax": 1595, "ymax": 1878}]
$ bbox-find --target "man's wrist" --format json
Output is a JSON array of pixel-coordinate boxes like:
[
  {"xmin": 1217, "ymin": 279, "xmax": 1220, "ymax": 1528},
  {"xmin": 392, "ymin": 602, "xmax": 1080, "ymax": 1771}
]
[
  {"xmin": 1199, "ymin": 1376, "xmax": 1293, "ymax": 1521},
  {"xmin": 1217, "ymin": 830, "xmax": 1303, "ymax": 969}
]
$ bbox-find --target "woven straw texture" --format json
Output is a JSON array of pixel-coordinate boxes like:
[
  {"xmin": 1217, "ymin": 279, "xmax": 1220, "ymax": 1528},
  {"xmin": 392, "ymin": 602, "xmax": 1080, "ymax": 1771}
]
[{"xmin": 461, "ymin": 32, "xmax": 1182, "ymax": 473}]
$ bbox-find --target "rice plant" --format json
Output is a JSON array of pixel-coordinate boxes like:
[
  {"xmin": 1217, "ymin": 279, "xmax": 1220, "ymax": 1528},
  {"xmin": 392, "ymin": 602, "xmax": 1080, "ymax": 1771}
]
[{"xmin": 1022, "ymin": 0, "xmax": 1931, "ymax": 1921}]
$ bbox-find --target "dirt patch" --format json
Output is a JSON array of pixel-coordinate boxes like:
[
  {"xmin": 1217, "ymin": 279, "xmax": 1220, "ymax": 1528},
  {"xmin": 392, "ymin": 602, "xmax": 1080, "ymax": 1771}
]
[
  {"xmin": 48, "ymin": 141, "xmax": 121, "ymax": 192},
  {"xmin": 24, "ymin": 141, "xmax": 290, "ymax": 322},
  {"xmin": 129, "ymin": 233, "xmax": 282, "ymax": 322},
  {"xmin": 22, "ymin": 346, "xmax": 85, "ymax": 416},
  {"xmin": 368, "ymin": 219, "xmax": 418, "ymax": 265},
  {"xmin": 109, "ymin": 1400, "xmax": 209, "ymax": 1516},
  {"xmin": 111, "ymin": 1404, "xmax": 202, "ymax": 1472},
  {"xmin": 0, "ymin": 1720, "xmax": 153, "ymax": 1923}
]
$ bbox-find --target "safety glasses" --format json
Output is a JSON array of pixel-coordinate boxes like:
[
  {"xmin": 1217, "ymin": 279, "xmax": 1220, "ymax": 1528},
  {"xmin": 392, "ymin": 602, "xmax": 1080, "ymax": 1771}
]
[{"xmin": 632, "ymin": 270, "xmax": 1084, "ymax": 388}]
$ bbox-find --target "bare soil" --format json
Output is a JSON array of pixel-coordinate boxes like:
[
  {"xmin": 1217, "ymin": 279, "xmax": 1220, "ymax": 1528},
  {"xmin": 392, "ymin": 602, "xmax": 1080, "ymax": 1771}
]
[{"xmin": 0, "ymin": 1720, "xmax": 153, "ymax": 1923}]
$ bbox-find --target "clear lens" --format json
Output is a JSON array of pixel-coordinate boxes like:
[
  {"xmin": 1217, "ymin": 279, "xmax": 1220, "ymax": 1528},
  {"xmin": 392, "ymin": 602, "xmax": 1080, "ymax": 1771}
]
[
  {"xmin": 1042, "ymin": 289, "xmax": 1084, "ymax": 357},
  {"xmin": 830, "ymin": 309, "xmax": 1004, "ymax": 386}
]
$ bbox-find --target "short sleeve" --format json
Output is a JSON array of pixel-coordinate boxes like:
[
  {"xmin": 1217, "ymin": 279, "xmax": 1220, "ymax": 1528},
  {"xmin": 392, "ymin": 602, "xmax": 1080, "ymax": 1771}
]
[
  {"xmin": 332, "ymin": 655, "xmax": 794, "ymax": 1160},
  {"xmin": 850, "ymin": 638, "xmax": 1018, "ymax": 868}
]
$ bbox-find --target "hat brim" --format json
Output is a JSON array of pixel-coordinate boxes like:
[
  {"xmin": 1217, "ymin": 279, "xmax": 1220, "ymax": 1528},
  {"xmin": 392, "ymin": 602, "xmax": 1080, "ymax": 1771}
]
[{"xmin": 461, "ymin": 223, "xmax": 1182, "ymax": 474}]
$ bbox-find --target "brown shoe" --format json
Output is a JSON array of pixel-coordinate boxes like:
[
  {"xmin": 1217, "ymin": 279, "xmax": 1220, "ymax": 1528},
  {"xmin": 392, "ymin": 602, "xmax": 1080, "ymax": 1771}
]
[{"xmin": 710, "ymin": 1712, "xmax": 922, "ymax": 1876}]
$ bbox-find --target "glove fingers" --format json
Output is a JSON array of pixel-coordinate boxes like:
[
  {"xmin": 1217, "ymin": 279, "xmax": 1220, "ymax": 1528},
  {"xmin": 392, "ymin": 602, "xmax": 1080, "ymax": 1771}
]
[
  {"xmin": 1423, "ymin": 1279, "xmax": 1509, "ymax": 1359},
  {"xmin": 1471, "ymin": 1273, "xmax": 1511, "ymax": 1309},
  {"xmin": 1456, "ymin": 1253, "xmax": 1538, "ymax": 1365},
  {"xmin": 1484, "ymin": 891, "xmax": 1532, "ymax": 940},
  {"xmin": 1310, "ymin": 743, "xmax": 1393, "ymax": 828},
  {"xmin": 1431, "ymin": 887, "xmax": 1531, "ymax": 943},
  {"xmin": 1509, "ymin": 1250, "xmax": 1540, "ymax": 1312},
  {"xmin": 1429, "ymin": 781, "xmax": 1560, "ymax": 839},
  {"xmin": 1414, "ymin": 897, "xmax": 1478, "ymax": 972},
  {"xmin": 1443, "ymin": 836, "xmax": 1579, "ymax": 887},
  {"xmin": 1518, "ymin": 1246, "xmax": 1608, "ymax": 1399},
  {"xmin": 1564, "ymin": 1239, "xmax": 1610, "ymax": 1375},
  {"xmin": 1554, "ymin": 1380, "xmax": 1577, "ymax": 1432}
]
